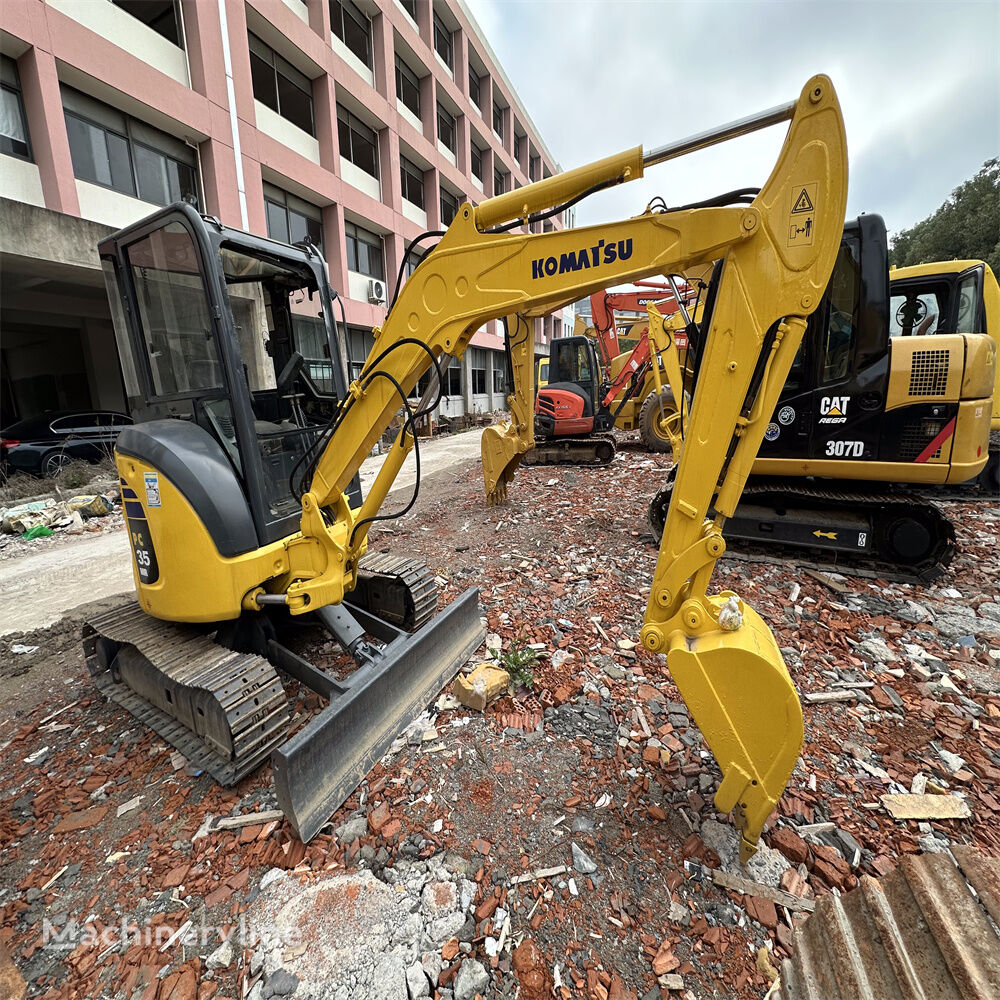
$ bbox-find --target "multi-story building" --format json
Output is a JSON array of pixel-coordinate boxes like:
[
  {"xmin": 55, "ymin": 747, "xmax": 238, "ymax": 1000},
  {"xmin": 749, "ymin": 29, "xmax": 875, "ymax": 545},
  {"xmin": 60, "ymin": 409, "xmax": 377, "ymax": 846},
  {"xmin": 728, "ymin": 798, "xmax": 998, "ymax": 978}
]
[{"xmin": 0, "ymin": 0, "xmax": 568, "ymax": 428}]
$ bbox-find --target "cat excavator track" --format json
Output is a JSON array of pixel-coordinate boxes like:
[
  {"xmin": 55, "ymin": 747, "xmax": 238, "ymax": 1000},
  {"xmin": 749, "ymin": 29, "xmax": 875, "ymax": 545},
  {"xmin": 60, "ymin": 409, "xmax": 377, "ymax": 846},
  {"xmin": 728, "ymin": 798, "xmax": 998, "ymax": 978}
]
[
  {"xmin": 649, "ymin": 477, "xmax": 956, "ymax": 582},
  {"xmin": 521, "ymin": 433, "xmax": 616, "ymax": 468}
]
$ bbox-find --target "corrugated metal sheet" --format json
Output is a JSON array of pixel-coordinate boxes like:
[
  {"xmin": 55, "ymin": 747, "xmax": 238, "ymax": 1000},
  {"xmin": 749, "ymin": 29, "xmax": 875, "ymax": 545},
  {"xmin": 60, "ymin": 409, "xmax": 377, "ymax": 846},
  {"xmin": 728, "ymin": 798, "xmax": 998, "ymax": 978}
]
[{"xmin": 780, "ymin": 848, "xmax": 1000, "ymax": 999}]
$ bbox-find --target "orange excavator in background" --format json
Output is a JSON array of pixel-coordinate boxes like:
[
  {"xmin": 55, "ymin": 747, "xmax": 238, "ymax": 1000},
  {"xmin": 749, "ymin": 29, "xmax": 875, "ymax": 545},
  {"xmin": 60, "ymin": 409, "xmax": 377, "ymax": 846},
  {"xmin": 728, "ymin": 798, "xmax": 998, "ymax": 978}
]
[{"xmin": 525, "ymin": 280, "xmax": 696, "ymax": 464}]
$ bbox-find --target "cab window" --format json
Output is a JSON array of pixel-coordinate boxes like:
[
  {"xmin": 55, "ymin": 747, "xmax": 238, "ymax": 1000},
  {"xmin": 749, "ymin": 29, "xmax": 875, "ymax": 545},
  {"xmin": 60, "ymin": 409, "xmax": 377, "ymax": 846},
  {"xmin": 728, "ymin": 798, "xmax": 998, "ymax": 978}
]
[
  {"xmin": 821, "ymin": 240, "xmax": 860, "ymax": 383},
  {"xmin": 956, "ymin": 271, "xmax": 983, "ymax": 333},
  {"xmin": 889, "ymin": 280, "xmax": 950, "ymax": 337}
]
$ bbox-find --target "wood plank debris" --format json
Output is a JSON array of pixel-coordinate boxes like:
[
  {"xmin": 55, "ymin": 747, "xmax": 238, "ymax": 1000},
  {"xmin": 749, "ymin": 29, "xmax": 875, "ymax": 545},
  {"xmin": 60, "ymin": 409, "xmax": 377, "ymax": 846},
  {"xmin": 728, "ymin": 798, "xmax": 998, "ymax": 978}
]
[
  {"xmin": 213, "ymin": 810, "xmax": 285, "ymax": 831},
  {"xmin": 509, "ymin": 865, "xmax": 567, "ymax": 885},
  {"xmin": 711, "ymin": 869, "xmax": 816, "ymax": 913}
]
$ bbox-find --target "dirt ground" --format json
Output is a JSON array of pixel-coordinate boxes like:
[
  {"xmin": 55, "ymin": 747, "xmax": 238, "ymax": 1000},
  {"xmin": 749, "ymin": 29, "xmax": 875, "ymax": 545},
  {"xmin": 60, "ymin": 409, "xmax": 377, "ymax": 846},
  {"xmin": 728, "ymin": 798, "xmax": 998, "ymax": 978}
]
[{"xmin": 1, "ymin": 437, "xmax": 998, "ymax": 1000}]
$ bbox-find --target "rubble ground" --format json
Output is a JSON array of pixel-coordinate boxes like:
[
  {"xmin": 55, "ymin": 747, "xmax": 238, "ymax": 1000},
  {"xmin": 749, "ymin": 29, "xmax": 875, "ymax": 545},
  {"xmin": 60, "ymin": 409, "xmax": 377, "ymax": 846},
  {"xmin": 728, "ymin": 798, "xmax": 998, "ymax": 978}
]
[{"xmin": 1, "ymin": 439, "xmax": 998, "ymax": 1000}]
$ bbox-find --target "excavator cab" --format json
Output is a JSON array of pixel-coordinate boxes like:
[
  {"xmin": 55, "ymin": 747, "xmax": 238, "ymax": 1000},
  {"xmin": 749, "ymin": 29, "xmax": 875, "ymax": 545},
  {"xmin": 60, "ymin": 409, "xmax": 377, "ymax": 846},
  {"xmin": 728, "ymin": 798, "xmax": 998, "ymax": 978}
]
[
  {"xmin": 99, "ymin": 203, "xmax": 361, "ymax": 581},
  {"xmin": 534, "ymin": 335, "xmax": 610, "ymax": 437}
]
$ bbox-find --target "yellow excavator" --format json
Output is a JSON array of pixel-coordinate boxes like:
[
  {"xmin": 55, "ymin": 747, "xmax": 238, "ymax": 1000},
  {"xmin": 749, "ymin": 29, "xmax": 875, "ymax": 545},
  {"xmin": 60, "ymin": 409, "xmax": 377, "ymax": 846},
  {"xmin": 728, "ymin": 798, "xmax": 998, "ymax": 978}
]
[
  {"xmin": 640, "ymin": 227, "xmax": 996, "ymax": 579},
  {"xmin": 90, "ymin": 75, "xmax": 846, "ymax": 860}
]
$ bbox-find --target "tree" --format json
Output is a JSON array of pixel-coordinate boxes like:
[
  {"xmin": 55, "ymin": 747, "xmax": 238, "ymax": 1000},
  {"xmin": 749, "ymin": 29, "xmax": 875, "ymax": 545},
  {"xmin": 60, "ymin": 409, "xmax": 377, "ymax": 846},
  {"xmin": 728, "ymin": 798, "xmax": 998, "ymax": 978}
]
[{"xmin": 889, "ymin": 159, "xmax": 1000, "ymax": 275}]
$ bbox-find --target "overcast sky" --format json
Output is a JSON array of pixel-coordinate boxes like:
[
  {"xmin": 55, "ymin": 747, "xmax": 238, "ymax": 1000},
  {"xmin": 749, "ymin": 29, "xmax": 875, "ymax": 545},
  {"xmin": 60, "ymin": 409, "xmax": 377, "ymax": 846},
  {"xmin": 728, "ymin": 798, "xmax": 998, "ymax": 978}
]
[{"xmin": 465, "ymin": 0, "xmax": 999, "ymax": 239}]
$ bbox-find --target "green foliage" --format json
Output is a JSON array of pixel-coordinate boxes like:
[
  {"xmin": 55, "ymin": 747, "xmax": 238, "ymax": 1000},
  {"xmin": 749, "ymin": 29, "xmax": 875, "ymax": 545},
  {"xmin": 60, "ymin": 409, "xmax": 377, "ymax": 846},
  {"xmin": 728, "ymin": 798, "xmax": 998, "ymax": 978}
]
[
  {"xmin": 889, "ymin": 159, "xmax": 1000, "ymax": 275},
  {"xmin": 491, "ymin": 641, "xmax": 538, "ymax": 691}
]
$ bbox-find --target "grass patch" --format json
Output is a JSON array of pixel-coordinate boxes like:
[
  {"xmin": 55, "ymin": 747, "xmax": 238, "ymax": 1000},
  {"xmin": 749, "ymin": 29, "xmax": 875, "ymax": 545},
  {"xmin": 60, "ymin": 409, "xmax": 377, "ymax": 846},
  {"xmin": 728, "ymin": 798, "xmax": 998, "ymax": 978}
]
[{"xmin": 491, "ymin": 640, "xmax": 538, "ymax": 691}]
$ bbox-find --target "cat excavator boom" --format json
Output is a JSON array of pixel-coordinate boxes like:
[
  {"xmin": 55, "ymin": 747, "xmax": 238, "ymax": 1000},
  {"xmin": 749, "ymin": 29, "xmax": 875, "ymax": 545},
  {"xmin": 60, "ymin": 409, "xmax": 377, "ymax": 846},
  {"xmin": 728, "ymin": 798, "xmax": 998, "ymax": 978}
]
[{"xmin": 93, "ymin": 75, "xmax": 846, "ymax": 859}]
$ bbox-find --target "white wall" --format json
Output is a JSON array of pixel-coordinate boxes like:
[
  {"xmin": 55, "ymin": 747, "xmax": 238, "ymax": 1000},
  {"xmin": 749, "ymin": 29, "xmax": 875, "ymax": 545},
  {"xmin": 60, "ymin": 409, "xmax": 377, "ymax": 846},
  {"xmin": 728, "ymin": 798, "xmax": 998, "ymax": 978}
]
[
  {"xmin": 281, "ymin": 0, "xmax": 309, "ymax": 23},
  {"xmin": 255, "ymin": 100, "xmax": 321, "ymax": 164},
  {"xmin": 402, "ymin": 199, "xmax": 427, "ymax": 228},
  {"xmin": 75, "ymin": 180, "xmax": 160, "ymax": 229},
  {"xmin": 0, "ymin": 156, "xmax": 45, "ymax": 208},
  {"xmin": 340, "ymin": 158, "xmax": 381, "ymax": 199},
  {"xmin": 48, "ymin": 1, "xmax": 189, "ymax": 86},
  {"xmin": 397, "ymin": 101, "xmax": 422, "ymax": 135},
  {"xmin": 331, "ymin": 34, "xmax": 375, "ymax": 87},
  {"xmin": 437, "ymin": 141, "xmax": 456, "ymax": 167}
]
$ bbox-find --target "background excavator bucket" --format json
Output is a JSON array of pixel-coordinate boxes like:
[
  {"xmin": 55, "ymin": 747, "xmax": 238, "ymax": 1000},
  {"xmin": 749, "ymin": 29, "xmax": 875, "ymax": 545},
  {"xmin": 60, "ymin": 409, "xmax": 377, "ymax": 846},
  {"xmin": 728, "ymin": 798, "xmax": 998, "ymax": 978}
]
[
  {"xmin": 666, "ymin": 603, "xmax": 803, "ymax": 862},
  {"xmin": 482, "ymin": 420, "xmax": 527, "ymax": 506}
]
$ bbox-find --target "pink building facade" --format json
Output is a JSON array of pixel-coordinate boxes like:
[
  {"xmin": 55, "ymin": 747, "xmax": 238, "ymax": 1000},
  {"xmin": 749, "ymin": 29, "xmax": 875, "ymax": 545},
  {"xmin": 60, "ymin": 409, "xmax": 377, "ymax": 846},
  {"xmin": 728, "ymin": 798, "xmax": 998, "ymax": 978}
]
[{"xmin": 0, "ymin": 0, "xmax": 571, "ymax": 426}]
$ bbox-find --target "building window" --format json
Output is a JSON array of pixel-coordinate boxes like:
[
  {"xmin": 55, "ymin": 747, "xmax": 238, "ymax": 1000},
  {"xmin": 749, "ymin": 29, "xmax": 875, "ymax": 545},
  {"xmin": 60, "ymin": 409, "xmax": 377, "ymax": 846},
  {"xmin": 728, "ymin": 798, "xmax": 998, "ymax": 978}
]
[
  {"xmin": 1, "ymin": 56, "xmax": 31, "ymax": 161},
  {"xmin": 249, "ymin": 33, "xmax": 314, "ymax": 135},
  {"xmin": 529, "ymin": 155, "xmax": 539, "ymax": 182},
  {"xmin": 405, "ymin": 246, "xmax": 424, "ymax": 277},
  {"xmin": 470, "ymin": 143, "xmax": 482, "ymax": 181},
  {"xmin": 436, "ymin": 103, "xmax": 455, "ymax": 152},
  {"xmin": 492, "ymin": 100, "xmax": 504, "ymax": 139},
  {"xmin": 264, "ymin": 183, "xmax": 323, "ymax": 251},
  {"xmin": 62, "ymin": 87, "xmax": 198, "ymax": 206},
  {"xmin": 330, "ymin": 0, "xmax": 372, "ymax": 68},
  {"xmin": 468, "ymin": 61, "xmax": 480, "ymax": 106},
  {"xmin": 445, "ymin": 357, "xmax": 462, "ymax": 396},
  {"xmin": 492, "ymin": 361, "xmax": 505, "ymax": 394},
  {"xmin": 514, "ymin": 133, "xmax": 523, "ymax": 161},
  {"xmin": 440, "ymin": 187, "xmax": 458, "ymax": 226},
  {"xmin": 400, "ymin": 155, "xmax": 425, "ymax": 208},
  {"xmin": 348, "ymin": 325, "xmax": 375, "ymax": 380},
  {"xmin": 394, "ymin": 55, "xmax": 421, "ymax": 118},
  {"xmin": 345, "ymin": 220, "xmax": 384, "ymax": 280},
  {"xmin": 338, "ymin": 105, "xmax": 379, "ymax": 178},
  {"xmin": 112, "ymin": 1, "xmax": 182, "ymax": 46},
  {"xmin": 433, "ymin": 11, "xmax": 452, "ymax": 69},
  {"xmin": 493, "ymin": 167, "xmax": 506, "ymax": 195},
  {"xmin": 470, "ymin": 348, "xmax": 486, "ymax": 394},
  {"xmin": 399, "ymin": 0, "xmax": 417, "ymax": 23}
]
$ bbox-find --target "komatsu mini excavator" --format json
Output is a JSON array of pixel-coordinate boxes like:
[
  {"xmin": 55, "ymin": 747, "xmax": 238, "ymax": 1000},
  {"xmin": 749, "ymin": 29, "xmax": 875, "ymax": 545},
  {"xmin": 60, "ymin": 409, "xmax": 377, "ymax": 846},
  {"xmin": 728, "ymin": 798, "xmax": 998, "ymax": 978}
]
[
  {"xmin": 91, "ymin": 74, "xmax": 846, "ymax": 859},
  {"xmin": 645, "ymin": 218, "xmax": 996, "ymax": 580}
]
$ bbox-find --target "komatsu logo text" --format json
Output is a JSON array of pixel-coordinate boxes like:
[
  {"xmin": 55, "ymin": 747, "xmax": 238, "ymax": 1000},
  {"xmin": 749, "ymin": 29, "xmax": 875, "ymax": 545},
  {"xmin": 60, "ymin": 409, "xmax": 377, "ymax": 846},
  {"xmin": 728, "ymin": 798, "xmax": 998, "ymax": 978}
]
[{"xmin": 531, "ymin": 239, "xmax": 633, "ymax": 280}]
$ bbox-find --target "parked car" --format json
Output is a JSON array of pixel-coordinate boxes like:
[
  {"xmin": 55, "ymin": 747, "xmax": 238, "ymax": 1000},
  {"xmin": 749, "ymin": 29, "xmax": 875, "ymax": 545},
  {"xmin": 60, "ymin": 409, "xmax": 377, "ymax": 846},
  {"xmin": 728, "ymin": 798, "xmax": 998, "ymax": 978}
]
[{"xmin": 0, "ymin": 410, "xmax": 133, "ymax": 477}]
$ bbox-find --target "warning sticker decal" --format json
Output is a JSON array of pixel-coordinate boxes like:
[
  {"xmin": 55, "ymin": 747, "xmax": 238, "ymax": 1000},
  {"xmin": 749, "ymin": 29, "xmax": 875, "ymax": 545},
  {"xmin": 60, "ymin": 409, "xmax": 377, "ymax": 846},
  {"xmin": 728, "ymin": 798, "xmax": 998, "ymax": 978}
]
[{"xmin": 787, "ymin": 182, "xmax": 818, "ymax": 247}]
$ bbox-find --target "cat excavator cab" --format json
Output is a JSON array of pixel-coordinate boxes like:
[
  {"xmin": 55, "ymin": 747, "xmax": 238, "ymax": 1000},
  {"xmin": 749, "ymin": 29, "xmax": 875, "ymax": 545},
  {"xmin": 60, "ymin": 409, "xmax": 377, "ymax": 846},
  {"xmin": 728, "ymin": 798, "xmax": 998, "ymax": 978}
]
[
  {"xmin": 91, "ymin": 74, "xmax": 847, "ymax": 859},
  {"xmin": 646, "ymin": 217, "xmax": 996, "ymax": 580}
]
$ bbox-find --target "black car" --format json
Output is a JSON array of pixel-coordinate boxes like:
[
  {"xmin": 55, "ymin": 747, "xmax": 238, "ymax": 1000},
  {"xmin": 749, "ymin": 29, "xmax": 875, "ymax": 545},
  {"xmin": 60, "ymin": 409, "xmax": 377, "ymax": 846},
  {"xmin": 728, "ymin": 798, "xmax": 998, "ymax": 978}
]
[{"xmin": 0, "ymin": 410, "xmax": 133, "ymax": 477}]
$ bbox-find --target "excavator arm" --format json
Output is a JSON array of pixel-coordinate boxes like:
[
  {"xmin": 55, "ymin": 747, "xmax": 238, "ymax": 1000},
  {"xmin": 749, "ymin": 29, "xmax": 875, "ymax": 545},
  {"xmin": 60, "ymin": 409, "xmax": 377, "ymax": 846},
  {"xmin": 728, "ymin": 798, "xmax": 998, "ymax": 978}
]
[{"xmin": 287, "ymin": 75, "xmax": 847, "ymax": 857}]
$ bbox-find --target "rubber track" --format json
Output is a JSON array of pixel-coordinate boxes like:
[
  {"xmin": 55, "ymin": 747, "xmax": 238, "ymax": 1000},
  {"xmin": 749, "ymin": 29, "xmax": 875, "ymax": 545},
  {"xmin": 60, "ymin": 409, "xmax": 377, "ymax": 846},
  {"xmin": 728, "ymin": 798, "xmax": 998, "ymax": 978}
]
[
  {"xmin": 649, "ymin": 481, "xmax": 956, "ymax": 583},
  {"xmin": 83, "ymin": 603, "xmax": 290, "ymax": 785},
  {"xmin": 522, "ymin": 433, "xmax": 616, "ymax": 468},
  {"xmin": 356, "ymin": 552, "xmax": 438, "ymax": 631}
]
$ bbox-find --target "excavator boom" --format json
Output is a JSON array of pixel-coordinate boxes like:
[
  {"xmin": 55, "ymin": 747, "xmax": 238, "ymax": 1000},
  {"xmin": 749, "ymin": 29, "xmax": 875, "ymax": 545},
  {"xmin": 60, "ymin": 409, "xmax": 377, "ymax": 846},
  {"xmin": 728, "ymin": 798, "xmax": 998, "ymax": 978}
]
[{"xmin": 299, "ymin": 75, "xmax": 847, "ymax": 855}]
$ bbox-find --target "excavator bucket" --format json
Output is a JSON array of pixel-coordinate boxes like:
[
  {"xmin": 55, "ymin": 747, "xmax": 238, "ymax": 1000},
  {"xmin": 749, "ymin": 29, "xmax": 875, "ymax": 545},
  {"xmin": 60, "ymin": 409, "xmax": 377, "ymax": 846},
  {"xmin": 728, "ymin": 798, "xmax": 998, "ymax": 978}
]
[
  {"xmin": 481, "ymin": 420, "xmax": 527, "ymax": 506},
  {"xmin": 666, "ymin": 602, "xmax": 803, "ymax": 862},
  {"xmin": 270, "ymin": 588, "xmax": 485, "ymax": 842}
]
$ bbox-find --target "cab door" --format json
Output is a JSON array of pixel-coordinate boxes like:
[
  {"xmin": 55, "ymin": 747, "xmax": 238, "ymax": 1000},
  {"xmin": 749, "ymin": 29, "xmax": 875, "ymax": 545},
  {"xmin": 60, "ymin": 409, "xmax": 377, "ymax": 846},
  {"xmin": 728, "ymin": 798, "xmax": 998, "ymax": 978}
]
[{"xmin": 755, "ymin": 216, "xmax": 891, "ymax": 466}]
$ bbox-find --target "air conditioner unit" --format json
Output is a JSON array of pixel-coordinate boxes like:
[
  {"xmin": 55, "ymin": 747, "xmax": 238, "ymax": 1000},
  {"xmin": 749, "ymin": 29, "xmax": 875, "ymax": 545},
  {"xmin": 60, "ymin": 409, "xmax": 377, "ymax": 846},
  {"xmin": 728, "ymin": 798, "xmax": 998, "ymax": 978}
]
[{"xmin": 368, "ymin": 278, "xmax": 386, "ymax": 304}]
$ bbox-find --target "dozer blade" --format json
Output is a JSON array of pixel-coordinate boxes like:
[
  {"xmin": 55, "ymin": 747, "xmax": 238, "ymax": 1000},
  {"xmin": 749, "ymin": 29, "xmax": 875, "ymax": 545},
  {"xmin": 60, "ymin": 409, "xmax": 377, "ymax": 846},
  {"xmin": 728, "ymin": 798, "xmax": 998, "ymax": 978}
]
[
  {"xmin": 271, "ymin": 587, "xmax": 485, "ymax": 843},
  {"xmin": 482, "ymin": 420, "xmax": 527, "ymax": 506},
  {"xmin": 666, "ymin": 603, "xmax": 803, "ymax": 863}
]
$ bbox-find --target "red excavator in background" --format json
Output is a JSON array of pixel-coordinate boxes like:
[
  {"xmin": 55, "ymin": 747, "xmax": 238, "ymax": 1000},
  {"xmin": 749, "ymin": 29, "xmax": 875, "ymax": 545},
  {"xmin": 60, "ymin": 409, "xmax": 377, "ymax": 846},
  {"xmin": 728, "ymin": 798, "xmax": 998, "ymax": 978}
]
[{"xmin": 526, "ymin": 280, "xmax": 697, "ymax": 465}]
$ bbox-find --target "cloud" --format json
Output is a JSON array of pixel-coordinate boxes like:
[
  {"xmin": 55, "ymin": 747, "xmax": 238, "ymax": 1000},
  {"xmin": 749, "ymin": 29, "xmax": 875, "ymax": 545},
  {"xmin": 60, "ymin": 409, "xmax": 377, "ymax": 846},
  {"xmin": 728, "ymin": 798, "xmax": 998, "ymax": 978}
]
[{"xmin": 463, "ymin": 0, "xmax": 999, "ymax": 232}]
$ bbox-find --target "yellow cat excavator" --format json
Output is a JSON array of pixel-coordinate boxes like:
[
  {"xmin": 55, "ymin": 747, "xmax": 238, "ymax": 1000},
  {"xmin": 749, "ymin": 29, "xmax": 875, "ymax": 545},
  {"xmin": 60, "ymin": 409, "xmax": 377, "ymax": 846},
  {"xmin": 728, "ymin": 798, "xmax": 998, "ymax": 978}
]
[{"xmin": 90, "ymin": 75, "xmax": 845, "ymax": 860}]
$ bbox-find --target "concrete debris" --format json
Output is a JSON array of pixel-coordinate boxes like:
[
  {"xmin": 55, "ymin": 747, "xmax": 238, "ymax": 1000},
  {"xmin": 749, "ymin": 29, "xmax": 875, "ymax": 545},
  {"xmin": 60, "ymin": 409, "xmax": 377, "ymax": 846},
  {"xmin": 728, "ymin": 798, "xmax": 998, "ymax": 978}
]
[
  {"xmin": 881, "ymin": 793, "xmax": 972, "ymax": 820},
  {"xmin": 453, "ymin": 662, "xmax": 510, "ymax": 711},
  {"xmin": 452, "ymin": 958, "xmax": 489, "ymax": 1000},
  {"xmin": 571, "ymin": 842, "xmax": 598, "ymax": 874}
]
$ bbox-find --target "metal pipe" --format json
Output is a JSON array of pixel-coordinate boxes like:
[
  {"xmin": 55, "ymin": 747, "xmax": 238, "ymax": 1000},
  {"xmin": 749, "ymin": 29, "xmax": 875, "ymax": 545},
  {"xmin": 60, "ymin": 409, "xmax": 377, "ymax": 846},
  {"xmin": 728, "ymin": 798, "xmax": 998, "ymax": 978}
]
[
  {"xmin": 643, "ymin": 100, "xmax": 796, "ymax": 168},
  {"xmin": 256, "ymin": 593, "xmax": 289, "ymax": 606}
]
